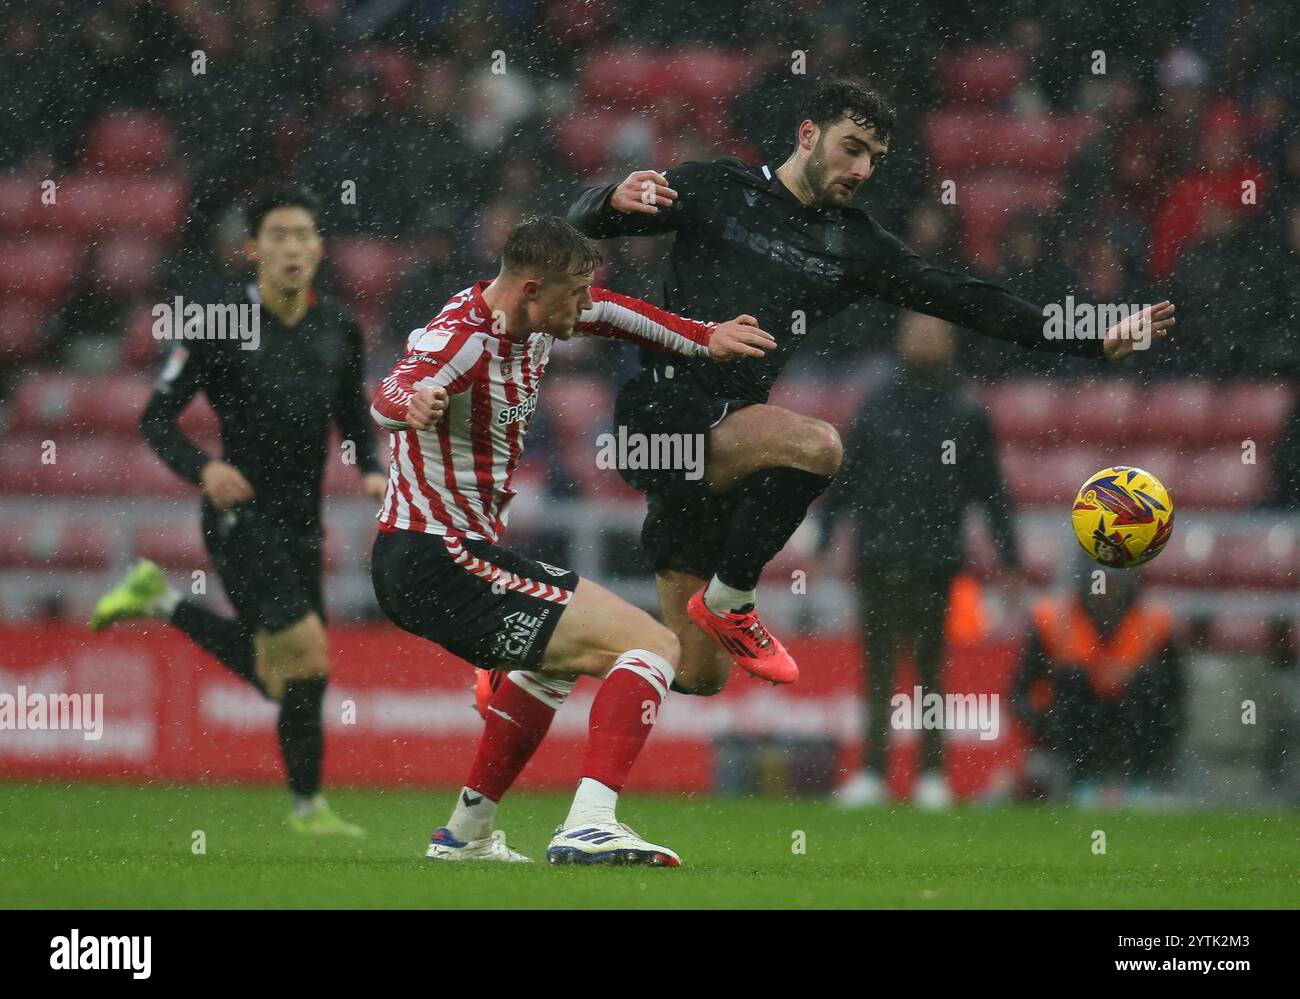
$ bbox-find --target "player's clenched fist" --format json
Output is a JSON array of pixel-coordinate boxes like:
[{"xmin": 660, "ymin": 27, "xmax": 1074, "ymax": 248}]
[
  {"xmin": 407, "ymin": 385, "xmax": 449, "ymax": 429},
  {"xmin": 201, "ymin": 460, "xmax": 254, "ymax": 511},
  {"xmin": 610, "ymin": 170, "xmax": 678, "ymax": 215},
  {"xmin": 709, "ymin": 315, "xmax": 777, "ymax": 361}
]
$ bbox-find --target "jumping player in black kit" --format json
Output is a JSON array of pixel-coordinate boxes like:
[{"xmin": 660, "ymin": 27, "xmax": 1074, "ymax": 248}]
[
  {"xmin": 569, "ymin": 78, "xmax": 1175, "ymax": 692},
  {"xmin": 90, "ymin": 185, "xmax": 386, "ymax": 836}
]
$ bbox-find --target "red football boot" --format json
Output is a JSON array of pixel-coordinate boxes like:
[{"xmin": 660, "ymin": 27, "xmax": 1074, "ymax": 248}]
[
  {"xmin": 473, "ymin": 668, "xmax": 504, "ymax": 720},
  {"xmin": 686, "ymin": 589, "xmax": 799, "ymax": 685}
]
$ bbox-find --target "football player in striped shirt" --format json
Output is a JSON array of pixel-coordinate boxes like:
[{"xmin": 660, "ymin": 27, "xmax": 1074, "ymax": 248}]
[{"xmin": 370, "ymin": 215, "xmax": 773, "ymax": 866}]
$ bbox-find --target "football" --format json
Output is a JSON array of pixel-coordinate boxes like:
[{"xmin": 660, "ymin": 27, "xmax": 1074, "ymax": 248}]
[{"xmin": 1071, "ymin": 465, "xmax": 1175, "ymax": 568}]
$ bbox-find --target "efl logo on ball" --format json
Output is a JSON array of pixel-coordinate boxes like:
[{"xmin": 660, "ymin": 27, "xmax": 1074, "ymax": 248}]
[{"xmin": 1071, "ymin": 465, "xmax": 1174, "ymax": 569}]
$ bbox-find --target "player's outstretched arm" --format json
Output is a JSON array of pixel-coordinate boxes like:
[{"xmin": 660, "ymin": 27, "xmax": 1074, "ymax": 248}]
[
  {"xmin": 574, "ymin": 287, "xmax": 774, "ymax": 361},
  {"xmin": 857, "ymin": 223, "xmax": 1175, "ymax": 361},
  {"xmin": 1101, "ymin": 301, "xmax": 1176, "ymax": 361}
]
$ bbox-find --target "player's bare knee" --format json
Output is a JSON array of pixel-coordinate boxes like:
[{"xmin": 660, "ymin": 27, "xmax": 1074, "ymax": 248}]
[
  {"xmin": 802, "ymin": 419, "xmax": 843, "ymax": 475},
  {"xmin": 641, "ymin": 622, "xmax": 680, "ymax": 669},
  {"xmin": 269, "ymin": 617, "xmax": 326, "ymax": 670}
]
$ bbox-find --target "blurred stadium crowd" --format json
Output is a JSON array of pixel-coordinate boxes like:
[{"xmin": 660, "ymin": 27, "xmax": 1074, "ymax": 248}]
[{"xmin": 2, "ymin": 0, "xmax": 1299, "ymax": 646}]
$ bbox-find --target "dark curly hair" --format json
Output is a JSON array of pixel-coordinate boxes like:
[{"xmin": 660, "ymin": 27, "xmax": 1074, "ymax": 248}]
[{"xmin": 799, "ymin": 79, "xmax": 896, "ymax": 143}]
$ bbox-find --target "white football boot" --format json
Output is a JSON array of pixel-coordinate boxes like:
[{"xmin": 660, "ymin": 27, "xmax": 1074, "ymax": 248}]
[
  {"xmin": 913, "ymin": 771, "xmax": 955, "ymax": 810},
  {"xmin": 546, "ymin": 821, "xmax": 681, "ymax": 867},
  {"xmin": 832, "ymin": 770, "xmax": 889, "ymax": 808},
  {"xmin": 425, "ymin": 827, "xmax": 531, "ymax": 862}
]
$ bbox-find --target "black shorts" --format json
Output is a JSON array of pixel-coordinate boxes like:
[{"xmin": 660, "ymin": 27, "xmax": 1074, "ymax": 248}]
[
  {"xmin": 612, "ymin": 368, "xmax": 751, "ymax": 580},
  {"xmin": 370, "ymin": 528, "xmax": 579, "ymax": 672},
  {"xmin": 201, "ymin": 502, "xmax": 324, "ymax": 633}
]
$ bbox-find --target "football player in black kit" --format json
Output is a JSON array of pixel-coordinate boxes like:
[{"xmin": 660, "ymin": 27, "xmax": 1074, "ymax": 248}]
[
  {"xmin": 569, "ymin": 78, "xmax": 1173, "ymax": 693},
  {"xmin": 90, "ymin": 185, "xmax": 386, "ymax": 836}
]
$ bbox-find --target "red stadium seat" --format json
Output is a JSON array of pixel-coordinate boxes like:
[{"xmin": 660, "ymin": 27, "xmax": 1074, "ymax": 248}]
[
  {"xmin": 1016, "ymin": 522, "xmax": 1064, "ymax": 584},
  {"xmin": 923, "ymin": 111, "xmax": 985, "ymax": 175},
  {"xmin": 1208, "ymin": 611, "xmax": 1279, "ymax": 653},
  {"xmin": 1212, "ymin": 381, "xmax": 1296, "ymax": 445},
  {"xmin": 82, "ymin": 111, "xmax": 176, "ymax": 172},
  {"xmin": 553, "ymin": 111, "xmax": 658, "ymax": 174},
  {"xmin": 0, "ymin": 297, "xmax": 46, "ymax": 362},
  {"xmin": 1140, "ymin": 520, "xmax": 1220, "ymax": 588},
  {"xmin": 661, "ymin": 47, "xmax": 758, "ymax": 106},
  {"xmin": 124, "ymin": 304, "xmax": 165, "ymax": 368},
  {"xmin": 580, "ymin": 46, "xmax": 669, "ymax": 109},
  {"xmin": 956, "ymin": 172, "xmax": 1059, "ymax": 269},
  {"xmin": 1000, "ymin": 443, "xmax": 1105, "ymax": 506},
  {"xmin": 544, "ymin": 0, "xmax": 615, "ymax": 46},
  {"xmin": 95, "ymin": 374, "xmax": 156, "ymax": 435},
  {"xmin": 47, "ymin": 175, "xmax": 188, "ymax": 242},
  {"xmin": 936, "ymin": 46, "xmax": 1029, "ymax": 105},
  {"xmin": 768, "ymin": 374, "xmax": 869, "ymax": 431},
  {"xmin": 1217, "ymin": 524, "xmax": 1299, "ymax": 589},
  {"xmin": 546, "ymin": 376, "xmax": 615, "ymax": 440},
  {"xmin": 1062, "ymin": 378, "xmax": 1139, "ymax": 443},
  {"xmin": 984, "ymin": 379, "xmax": 1065, "ymax": 444},
  {"xmin": 133, "ymin": 521, "xmax": 209, "ymax": 571},
  {"xmin": 0, "ymin": 518, "xmax": 112, "ymax": 570},
  {"xmin": 0, "ymin": 175, "xmax": 40, "ymax": 232},
  {"xmin": 330, "ymin": 238, "xmax": 416, "ymax": 305},
  {"xmin": 9, "ymin": 436, "xmax": 133, "ymax": 495},
  {"xmin": 127, "ymin": 440, "xmax": 203, "ymax": 496},
  {"xmin": 994, "ymin": 115, "xmax": 1098, "ymax": 172},
  {"xmin": 323, "ymin": 452, "xmax": 361, "ymax": 497},
  {"xmin": 1175, "ymin": 447, "xmax": 1270, "ymax": 508},
  {"xmin": 0, "ymin": 236, "xmax": 82, "ymax": 304},
  {"xmin": 926, "ymin": 111, "xmax": 1093, "ymax": 175},
  {"xmin": 91, "ymin": 234, "xmax": 163, "ymax": 298},
  {"xmin": 1145, "ymin": 381, "xmax": 1216, "ymax": 445},
  {"xmin": 558, "ymin": 438, "xmax": 642, "ymax": 502},
  {"xmin": 9, "ymin": 373, "xmax": 152, "ymax": 436},
  {"xmin": 346, "ymin": 46, "xmax": 416, "ymax": 112}
]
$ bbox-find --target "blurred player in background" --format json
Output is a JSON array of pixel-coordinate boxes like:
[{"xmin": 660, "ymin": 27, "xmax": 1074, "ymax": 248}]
[
  {"xmin": 822, "ymin": 313, "xmax": 1026, "ymax": 808},
  {"xmin": 89, "ymin": 185, "xmax": 386, "ymax": 836},
  {"xmin": 370, "ymin": 216, "xmax": 773, "ymax": 866},
  {"xmin": 569, "ymin": 78, "xmax": 1173, "ymax": 694}
]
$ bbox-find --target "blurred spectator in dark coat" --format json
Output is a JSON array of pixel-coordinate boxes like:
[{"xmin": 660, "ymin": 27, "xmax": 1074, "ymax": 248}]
[
  {"xmin": 963, "ymin": 211, "xmax": 1081, "ymax": 379},
  {"xmin": 826, "ymin": 312, "xmax": 1025, "ymax": 809},
  {"xmin": 294, "ymin": 69, "xmax": 415, "ymax": 236},
  {"xmin": 1148, "ymin": 101, "xmax": 1270, "ymax": 283},
  {"xmin": 381, "ymin": 213, "xmax": 463, "ymax": 358}
]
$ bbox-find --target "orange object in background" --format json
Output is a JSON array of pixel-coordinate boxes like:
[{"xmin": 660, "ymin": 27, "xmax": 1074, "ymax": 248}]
[{"xmin": 945, "ymin": 572, "xmax": 987, "ymax": 646}]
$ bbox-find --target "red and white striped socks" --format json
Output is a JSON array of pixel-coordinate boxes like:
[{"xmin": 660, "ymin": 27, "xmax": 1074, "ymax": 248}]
[
  {"xmin": 566, "ymin": 649, "xmax": 675, "ymax": 828},
  {"xmin": 446, "ymin": 670, "xmax": 574, "ymax": 842}
]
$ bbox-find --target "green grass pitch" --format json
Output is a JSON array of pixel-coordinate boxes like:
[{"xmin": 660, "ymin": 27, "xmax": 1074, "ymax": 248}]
[{"xmin": 1, "ymin": 781, "xmax": 1295, "ymax": 908}]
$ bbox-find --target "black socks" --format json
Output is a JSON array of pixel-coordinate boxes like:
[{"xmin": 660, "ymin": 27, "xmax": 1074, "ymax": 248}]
[
  {"xmin": 279, "ymin": 677, "xmax": 327, "ymax": 799},
  {"xmin": 172, "ymin": 599, "xmax": 326, "ymax": 798},
  {"xmin": 171, "ymin": 600, "xmax": 266, "ymax": 697},
  {"xmin": 715, "ymin": 467, "xmax": 834, "ymax": 590}
]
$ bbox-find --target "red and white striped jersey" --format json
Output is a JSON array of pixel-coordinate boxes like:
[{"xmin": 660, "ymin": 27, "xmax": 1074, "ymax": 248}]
[{"xmin": 371, "ymin": 280, "xmax": 715, "ymax": 541}]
